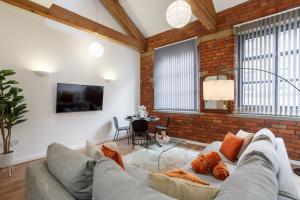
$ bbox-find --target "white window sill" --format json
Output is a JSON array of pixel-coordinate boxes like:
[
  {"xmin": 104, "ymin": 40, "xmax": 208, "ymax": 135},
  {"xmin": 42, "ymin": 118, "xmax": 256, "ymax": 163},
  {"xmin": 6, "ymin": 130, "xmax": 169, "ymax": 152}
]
[
  {"xmin": 153, "ymin": 110, "xmax": 204, "ymax": 115},
  {"xmin": 230, "ymin": 113, "xmax": 300, "ymax": 121}
]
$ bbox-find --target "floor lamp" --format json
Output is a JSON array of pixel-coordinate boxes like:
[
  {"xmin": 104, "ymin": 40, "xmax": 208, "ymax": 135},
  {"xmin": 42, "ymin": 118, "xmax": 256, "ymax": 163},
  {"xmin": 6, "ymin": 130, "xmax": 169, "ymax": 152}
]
[{"xmin": 203, "ymin": 67, "xmax": 300, "ymax": 176}]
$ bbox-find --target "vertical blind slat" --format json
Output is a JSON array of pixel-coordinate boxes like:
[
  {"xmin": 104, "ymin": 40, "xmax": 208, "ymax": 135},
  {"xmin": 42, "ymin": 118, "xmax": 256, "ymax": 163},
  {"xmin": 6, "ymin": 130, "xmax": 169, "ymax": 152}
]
[
  {"xmin": 154, "ymin": 38, "xmax": 199, "ymax": 111},
  {"xmin": 236, "ymin": 8, "xmax": 300, "ymax": 117}
]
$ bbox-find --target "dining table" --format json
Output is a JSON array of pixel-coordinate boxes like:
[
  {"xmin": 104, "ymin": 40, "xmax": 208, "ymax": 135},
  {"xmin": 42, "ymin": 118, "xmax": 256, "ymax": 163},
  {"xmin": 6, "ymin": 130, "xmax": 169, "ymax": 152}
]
[{"xmin": 124, "ymin": 116, "xmax": 161, "ymax": 146}]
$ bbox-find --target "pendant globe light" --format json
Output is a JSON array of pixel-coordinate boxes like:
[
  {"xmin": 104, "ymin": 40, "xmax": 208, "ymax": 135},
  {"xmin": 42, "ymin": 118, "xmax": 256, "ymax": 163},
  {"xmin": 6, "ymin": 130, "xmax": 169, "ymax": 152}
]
[
  {"xmin": 88, "ymin": 42, "xmax": 104, "ymax": 58},
  {"xmin": 89, "ymin": 1, "xmax": 104, "ymax": 58},
  {"xmin": 166, "ymin": 0, "xmax": 192, "ymax": 28}
]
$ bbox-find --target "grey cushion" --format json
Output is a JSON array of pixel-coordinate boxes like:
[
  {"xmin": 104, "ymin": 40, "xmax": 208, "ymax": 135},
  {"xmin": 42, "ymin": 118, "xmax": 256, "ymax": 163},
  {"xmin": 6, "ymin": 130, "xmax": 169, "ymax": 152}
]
[
  {"xmin": 215, "ymin": 136, "xmax": 279, "ymax": 200},
  {"xmin": 125, "ymin": 163, "xmax": 150, "ymax": 184},
  {"xmin": 86, "ymin": 140, "xmax": 103, "ymax": 160},
  {"xmin": 26, "ymin": 160, "xmax": 75, "ymax": 200},
  {"xmin": 47, "ymin": 143, "xmax": 96, "ymax": 200},
  {"xmin": 276, "ymin": 138, "xmax": 300, "ymax": 200},
  {"xmin": 252, "ymin": 128, "xmax": 276, "ymax": 146},
  {"xmin": 92, "ymin": 157, "xmax": 175, "ymax": 200}
]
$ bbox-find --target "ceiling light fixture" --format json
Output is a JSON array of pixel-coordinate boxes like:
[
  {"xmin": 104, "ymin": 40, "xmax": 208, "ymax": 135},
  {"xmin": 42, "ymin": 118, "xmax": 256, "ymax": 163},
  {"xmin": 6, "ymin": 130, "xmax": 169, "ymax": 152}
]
[
  {"xmin": 88, "ymin": 1, "xmax": 104, "ymax": 58},
  {"xmin": 166, "ymin": 0, "xmax": 192, "ymax": 28}
]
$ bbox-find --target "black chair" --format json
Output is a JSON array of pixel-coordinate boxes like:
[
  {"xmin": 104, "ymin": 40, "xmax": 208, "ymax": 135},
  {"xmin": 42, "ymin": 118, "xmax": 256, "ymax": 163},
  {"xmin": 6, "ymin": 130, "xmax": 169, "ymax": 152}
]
[
  {"xmin": 155, "ymin": 114, "xmax": 171, "ymax": 136},
  {"xmin": 113, "ymin": 116, "xmax": 130, "ymax": 144},
  {"xmin": 132, "ymin": 119, "xmax": 152, "ymax": 149}
]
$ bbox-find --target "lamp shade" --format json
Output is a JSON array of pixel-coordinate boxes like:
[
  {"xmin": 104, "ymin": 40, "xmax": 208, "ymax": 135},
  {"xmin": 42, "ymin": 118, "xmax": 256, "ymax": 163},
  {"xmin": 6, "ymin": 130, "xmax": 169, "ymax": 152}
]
[
  {"xmin": 166, "ymin": 0, "xmax": 192, "ymax": 28},
  {"xmin": 203, "ymin": 80, "xmax": 234, "ymax": 101}
]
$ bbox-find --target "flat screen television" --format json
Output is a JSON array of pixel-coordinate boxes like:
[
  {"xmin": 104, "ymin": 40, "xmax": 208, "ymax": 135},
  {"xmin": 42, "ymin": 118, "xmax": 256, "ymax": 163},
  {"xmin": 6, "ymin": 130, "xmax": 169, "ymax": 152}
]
[{"xmin": 56, "ymin": 83, "xmax": 104, "ymax": 113}]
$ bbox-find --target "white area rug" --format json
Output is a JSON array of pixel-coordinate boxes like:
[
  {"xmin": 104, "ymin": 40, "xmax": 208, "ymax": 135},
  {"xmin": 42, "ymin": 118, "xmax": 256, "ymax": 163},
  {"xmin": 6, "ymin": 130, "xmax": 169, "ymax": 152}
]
[{"xmin": 123, "ymin": 144, "xmax": 199, "ymax": 172}]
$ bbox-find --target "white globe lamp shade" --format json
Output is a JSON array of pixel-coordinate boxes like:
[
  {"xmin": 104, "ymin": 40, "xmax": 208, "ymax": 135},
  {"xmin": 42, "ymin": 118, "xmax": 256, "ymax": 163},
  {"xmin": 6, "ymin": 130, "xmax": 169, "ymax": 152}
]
[
  {"xmin": 166, "ymin": 0, "xmax": 192, "ymax": 28},
  {"xmin": 88, "ymin": 42, "xmax": 104, "ymax": 58}
]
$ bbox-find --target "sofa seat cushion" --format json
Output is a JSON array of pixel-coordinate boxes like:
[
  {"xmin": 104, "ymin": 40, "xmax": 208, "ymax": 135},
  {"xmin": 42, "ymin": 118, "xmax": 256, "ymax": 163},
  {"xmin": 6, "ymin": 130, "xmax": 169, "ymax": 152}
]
[
  {"xmin": 93, "ymin": 157, "xmax": 175, "ymax": 200},
  {"xmin": 47, "ymin": 143, "xmax": 96, "ymax": 200}
]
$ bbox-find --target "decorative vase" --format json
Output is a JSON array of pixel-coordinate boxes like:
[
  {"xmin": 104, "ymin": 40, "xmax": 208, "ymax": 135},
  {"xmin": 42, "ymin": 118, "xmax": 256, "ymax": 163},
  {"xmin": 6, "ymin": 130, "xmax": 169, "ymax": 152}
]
[{"xmin": 0, "ymin": 151, "xmax": 14, "ymax": 168}]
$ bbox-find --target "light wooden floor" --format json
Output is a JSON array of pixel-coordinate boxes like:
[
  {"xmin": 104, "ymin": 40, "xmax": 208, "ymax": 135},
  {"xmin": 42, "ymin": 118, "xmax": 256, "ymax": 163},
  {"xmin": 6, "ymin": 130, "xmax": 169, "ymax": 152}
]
[{"xmin": 0, "ymin": 139, "xmax": 299, "ymax": 200}]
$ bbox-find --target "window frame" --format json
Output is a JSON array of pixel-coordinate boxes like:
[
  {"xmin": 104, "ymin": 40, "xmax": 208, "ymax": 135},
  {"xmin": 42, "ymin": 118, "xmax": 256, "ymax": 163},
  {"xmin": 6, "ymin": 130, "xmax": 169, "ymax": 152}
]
[
  {"xmin": 153, "ymin": 38, "xmax": 200, "ymax": 113},
  {"xmin": 236, "ymin": 20, "xmax": 300, "ymax": 117}
]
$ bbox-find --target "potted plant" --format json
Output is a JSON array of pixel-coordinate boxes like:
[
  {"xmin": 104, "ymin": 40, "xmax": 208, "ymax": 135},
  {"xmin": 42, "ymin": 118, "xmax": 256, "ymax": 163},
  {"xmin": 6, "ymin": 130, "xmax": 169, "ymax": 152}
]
[{"xmin": 0, "ymin": 70, "xmax": 28, "ymax": 172}]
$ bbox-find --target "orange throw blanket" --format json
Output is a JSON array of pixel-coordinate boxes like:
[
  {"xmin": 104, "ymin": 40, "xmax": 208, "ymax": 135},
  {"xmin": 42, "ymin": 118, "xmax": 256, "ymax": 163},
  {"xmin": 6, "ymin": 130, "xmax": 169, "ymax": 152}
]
[
  {"xmin": 212, "ymin": 162, "xmax": 229, "ymax": 180},
  {"xmin": 162, "ymin": 169, "xmax": 209, "ymax": 185},
  {"xmin": 191, "ymin": 151, "xmax": 221, "ymax": 174}
]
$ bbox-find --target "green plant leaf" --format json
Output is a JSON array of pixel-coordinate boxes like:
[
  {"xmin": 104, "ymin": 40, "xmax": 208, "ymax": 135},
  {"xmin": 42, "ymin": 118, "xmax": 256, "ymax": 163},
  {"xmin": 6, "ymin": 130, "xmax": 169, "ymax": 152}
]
[
  {"xmin": 12, "ymin": 119, "xmax": 27, "ymax": 126},
  {"xmin": 0, "ymin": 70, "xmax": 15, "ymax": 76},
  {"xmin": 3, "ymin": 80, "xmax": 18, "ymax": 85}
]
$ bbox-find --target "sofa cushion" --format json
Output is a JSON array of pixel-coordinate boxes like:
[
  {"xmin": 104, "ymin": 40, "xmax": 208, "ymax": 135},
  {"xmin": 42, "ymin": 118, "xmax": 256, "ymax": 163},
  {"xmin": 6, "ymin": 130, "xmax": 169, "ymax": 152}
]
[
  {"xmin": 101, "ymin": 144, "xmax": 125, "ymax": 169},
  {"xmin": 276, "ymin": 138, "xmax": 300, "ymax": 200},
  {"xmin": 26, "ymin": 160, "xmax": 75, "ymax": 200},
  {"xmin": 252, "ymin": 128, "xmax": 276, "ymax": 146},
  {"xmin": 236, "ymin": 130, "xmax": 254, "ymax": 159},
  {"xmin": 47, "ymin": 143, "xmax": 96, "ymax": 200},
  {"xmin": 220, "ymin": 132, "xmax": 244, "ymax": 162},
  {"xmin": 214, "ymin": 134, "xmax": 279, "ymax": 200},
  {"xmin": 148, "ymin": 173, "xmax": 219, "ymax": 200},
  {"xmin": 162, "ymin": 169, "xmax": 209, "ymax": 185},
  {"xmin": 93, "ymin": 157, "xmax": 175, "ymax": 200},
  {"xmin": 201, "ymin": 141, "xmax": 235, "ymax": 164},
  {"xmin": 86, "ymin": 140, "xmax": 103, "ymax": 160}
]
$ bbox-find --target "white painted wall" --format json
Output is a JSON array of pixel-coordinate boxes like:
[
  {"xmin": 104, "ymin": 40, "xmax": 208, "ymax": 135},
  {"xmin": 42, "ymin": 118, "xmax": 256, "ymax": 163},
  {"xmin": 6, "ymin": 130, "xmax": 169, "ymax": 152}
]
[{"xmin": 0, "ymin": 2, "xmax": 140, "ymax": 163}]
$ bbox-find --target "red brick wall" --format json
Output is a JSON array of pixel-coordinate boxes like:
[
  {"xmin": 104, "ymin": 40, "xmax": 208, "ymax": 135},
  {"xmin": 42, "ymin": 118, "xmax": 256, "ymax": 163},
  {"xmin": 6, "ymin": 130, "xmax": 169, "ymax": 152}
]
[{"xmin": 141, "ymin": 0, "xmax": 300, "ymax": 160}]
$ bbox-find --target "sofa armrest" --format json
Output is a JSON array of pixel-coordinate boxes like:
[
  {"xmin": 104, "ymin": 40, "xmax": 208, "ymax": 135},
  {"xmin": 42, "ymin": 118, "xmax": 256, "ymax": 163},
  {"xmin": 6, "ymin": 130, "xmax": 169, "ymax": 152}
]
[
  {"xmin": 26, "ymin": 160, "xmax": 75, "ymax": 200},
  {"xmin": 276, "ymin": 138, "xmax": 300, "ymax": 200}
]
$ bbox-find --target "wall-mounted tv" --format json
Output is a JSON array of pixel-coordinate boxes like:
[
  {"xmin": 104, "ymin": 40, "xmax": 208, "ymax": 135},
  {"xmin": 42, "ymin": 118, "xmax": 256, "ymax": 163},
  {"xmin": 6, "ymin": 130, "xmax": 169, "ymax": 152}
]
[{"xmin": 56, "ymin": 83, "xmax": 104, "ymax": 113}]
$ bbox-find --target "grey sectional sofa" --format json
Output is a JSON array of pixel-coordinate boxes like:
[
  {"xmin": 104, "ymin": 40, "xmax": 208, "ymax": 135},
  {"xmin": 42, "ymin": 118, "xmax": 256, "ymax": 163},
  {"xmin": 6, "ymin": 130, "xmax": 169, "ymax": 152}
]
[{"xmin": 26, "ymin": 129, "xmax": 299, "ymax": 200}]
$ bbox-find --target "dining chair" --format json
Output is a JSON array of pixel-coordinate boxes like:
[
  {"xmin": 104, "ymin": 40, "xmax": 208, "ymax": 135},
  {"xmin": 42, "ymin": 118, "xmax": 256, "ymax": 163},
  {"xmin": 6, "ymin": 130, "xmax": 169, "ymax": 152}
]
[
  {"xmin": 154, "ymin": 114, "xmax": 171, "ymax": 136},
  {"xmin": 113, "ymin": 116, "xmax": 130, "ymax": 144},
  {"xmin": 131, "ymin": 119, "xmax": 151, "ymax": 149}
]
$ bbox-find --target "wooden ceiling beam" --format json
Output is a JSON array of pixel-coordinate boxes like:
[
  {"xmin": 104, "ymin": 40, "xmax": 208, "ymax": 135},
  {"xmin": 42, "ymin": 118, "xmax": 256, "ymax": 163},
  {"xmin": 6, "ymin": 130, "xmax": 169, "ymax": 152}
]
[
  {"xmin": 186, "ymin": 0, "xmax": 217, "ymax": 31},
  {"xmin": 100, "ymin": 0, "xmax": 146, "ymax": 43},
  {"xmin": 0, "ymin": 0, "xmax": 146, "ymax": 51}
]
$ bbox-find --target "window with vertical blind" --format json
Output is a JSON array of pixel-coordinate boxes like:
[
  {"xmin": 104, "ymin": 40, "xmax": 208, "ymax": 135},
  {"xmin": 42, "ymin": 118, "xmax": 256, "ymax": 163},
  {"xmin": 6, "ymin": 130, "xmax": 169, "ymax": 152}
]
[
  {"xmin": 154, "ymin": 38, "xmax": 199, "ymax": 112},
  {"xmin": 236, "ymin": 8, "xmax": 300, "ymax": 117}
]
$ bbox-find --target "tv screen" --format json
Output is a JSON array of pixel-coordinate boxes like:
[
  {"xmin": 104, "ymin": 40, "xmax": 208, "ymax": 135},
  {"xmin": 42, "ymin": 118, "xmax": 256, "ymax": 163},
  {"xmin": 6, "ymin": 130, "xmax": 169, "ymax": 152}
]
[{"xmin": 56, "ymin": 83, "xmax": 104, "ymax": 113}]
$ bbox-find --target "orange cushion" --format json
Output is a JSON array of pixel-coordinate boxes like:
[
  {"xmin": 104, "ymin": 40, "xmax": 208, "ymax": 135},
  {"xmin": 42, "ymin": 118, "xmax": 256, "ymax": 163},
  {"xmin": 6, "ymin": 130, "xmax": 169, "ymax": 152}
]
[
  {"xmin": 162, "ymin": 169, "xmax": 209, "ymax": 185},
  {"xmin": 220, "ymin": 132, "xmax": 244, "ymax": 162},
  {"xmin": 101, "ymin": 145, "xmax": 125, "ymax": 169},
  {"xmin": 191, "ymin": 151, "xmax": 221, "ymax": 175},
  {"xmin": 212, "ymin": 161, "xmax": 229, "ymax": 180}
]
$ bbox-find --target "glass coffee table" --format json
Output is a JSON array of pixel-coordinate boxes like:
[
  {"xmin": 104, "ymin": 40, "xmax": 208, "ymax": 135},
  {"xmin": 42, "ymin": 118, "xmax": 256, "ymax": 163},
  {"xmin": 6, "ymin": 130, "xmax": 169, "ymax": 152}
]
[
  {"xmin": 123, "ymin": 138, "xmax": 199, "ymax": 172},
  {"xmin": 157, "ymin": 138, "xmax": 187, "ymax": 170}
]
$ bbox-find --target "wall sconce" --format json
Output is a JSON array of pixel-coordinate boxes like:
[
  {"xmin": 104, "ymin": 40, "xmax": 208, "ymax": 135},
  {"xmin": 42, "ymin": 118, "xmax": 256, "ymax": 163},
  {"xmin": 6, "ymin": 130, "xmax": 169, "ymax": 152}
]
[
  {"xmin": 33, "ymin": 70, "xmax": 50, "ymax": 77},
  {"xmin": 103, "ymin": 78, "xmax": 114, "ymax": 83}
]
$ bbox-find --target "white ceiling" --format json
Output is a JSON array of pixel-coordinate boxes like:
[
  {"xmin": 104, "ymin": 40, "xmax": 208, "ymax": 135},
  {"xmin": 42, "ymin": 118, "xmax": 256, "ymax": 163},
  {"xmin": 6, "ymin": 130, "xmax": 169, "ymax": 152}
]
[
  {"xmin": 120, "ymin": 0, "xmax": 249, "ymax": 37},
  {"xmin": 36, "ymin": 0, "xmax": 249, "ymax": 37}
]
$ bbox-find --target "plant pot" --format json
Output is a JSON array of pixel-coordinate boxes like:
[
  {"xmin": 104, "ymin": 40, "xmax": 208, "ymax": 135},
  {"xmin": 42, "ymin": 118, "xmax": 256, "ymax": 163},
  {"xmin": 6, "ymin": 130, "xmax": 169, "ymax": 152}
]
[{"xmin": 0, "ymin": 151, "xmax": 14, "ymax": 168}]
